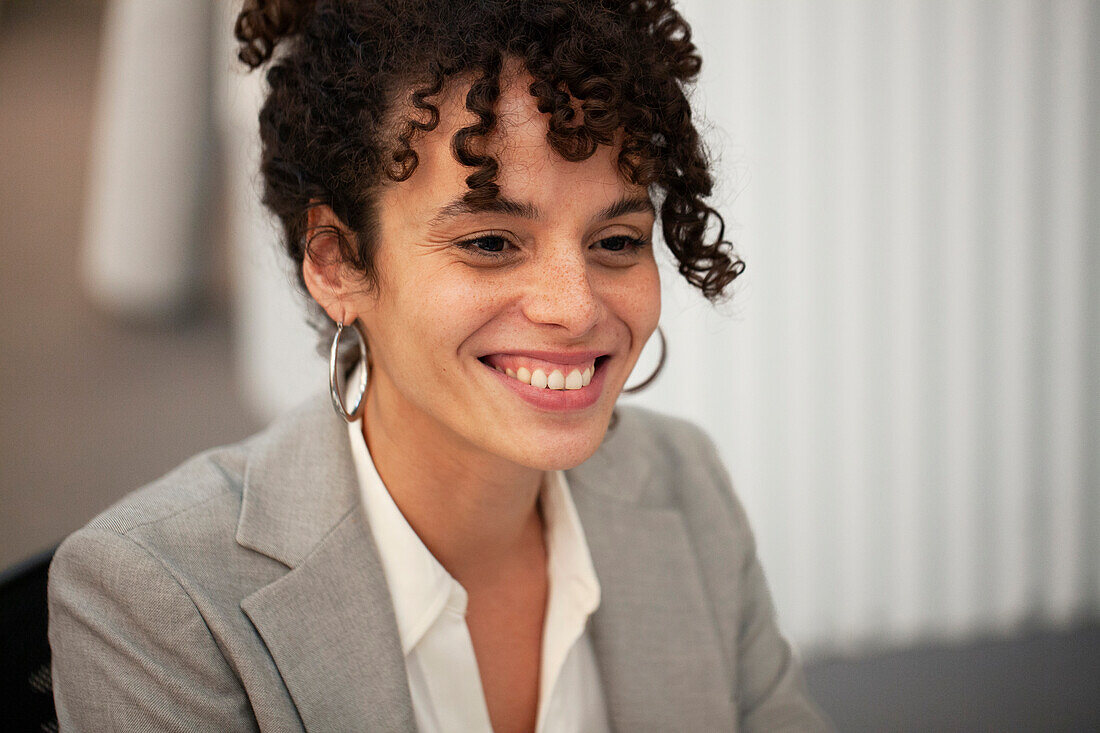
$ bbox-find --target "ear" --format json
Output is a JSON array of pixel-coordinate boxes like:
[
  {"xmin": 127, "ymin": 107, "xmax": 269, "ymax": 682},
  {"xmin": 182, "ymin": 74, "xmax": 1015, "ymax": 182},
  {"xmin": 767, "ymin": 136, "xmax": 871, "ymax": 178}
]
[{"xmin": 302, "ymin": 204, "xmax": 362, "ymax": 325}]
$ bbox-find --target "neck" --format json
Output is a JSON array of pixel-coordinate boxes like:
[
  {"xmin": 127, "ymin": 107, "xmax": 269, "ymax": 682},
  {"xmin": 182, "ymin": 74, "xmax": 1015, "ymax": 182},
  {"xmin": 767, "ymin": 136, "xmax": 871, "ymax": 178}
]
[{"xmin": 361, "ymin": 376, "xmax": 546, "ymax": 583}]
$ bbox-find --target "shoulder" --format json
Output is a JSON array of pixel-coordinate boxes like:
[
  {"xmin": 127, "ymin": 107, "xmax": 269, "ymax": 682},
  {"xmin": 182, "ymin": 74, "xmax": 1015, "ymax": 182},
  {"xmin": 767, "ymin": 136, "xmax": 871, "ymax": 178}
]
[
  {"xmin": 46, "ymin": 397, "xmax": 339, "ymax": 730},
  {"xmin": 49, "ymin": 395, "xmax": 333, "ymax": 603},
  {"xmin": 592, "ymin": 404, "xmax": 746, "ymax": 526},
  {"xmin": 574, "ymin": 403, "xmax": 756, "ymax": 585},
  {"xmin": 77, "ymin": 440, "xmax": 249, "ymax": 540},
  {"xmin": 62, "ymin": 394, "xmax": 330, "ymax": 551},
  {"xmin": 46, "ymin": 435, "xmax": 276, "ymax": 730},
  {"xmin": 48, "ymin": 434, "xmax": 263, "ymax": 632},
  {"xmin": 62, "ymin": 431, "xmax": 255, "ymax": 569},
  {"xmin": 608, "ymin": 403, "xmax": 719, "ymax": 463},
  {"xmin": 605, "ymin": 409, "xmax": 833, "ymax": 730}
]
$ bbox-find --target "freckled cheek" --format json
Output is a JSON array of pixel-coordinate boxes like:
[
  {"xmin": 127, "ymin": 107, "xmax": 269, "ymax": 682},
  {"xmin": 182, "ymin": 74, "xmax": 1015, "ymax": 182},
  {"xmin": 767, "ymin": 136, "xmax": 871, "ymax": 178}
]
[
  {"xmin": 606, "ymin": 265, "xmax": 662, "ymax": 336},
  {"xmin": 404, "ymin": 279, "xmax": 504, "ymax": 359}
]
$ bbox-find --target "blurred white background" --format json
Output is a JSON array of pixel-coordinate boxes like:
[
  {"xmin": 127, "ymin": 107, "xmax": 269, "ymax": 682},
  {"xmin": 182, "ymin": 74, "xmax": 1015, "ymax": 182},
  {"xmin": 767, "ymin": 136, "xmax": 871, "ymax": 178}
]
[
  {"xmin": 667, "ymin": 0, "xmax": 1099, "ymax": 659},
  {"xmin": 1, "ymin": 0, "xmax": 1097, "ymax": 728}
]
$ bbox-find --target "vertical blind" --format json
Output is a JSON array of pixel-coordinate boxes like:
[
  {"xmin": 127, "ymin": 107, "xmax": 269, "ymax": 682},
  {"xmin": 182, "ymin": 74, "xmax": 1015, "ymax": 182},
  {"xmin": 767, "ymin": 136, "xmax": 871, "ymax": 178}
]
[{"xmin": 626, "ymin": 0, "xmax": 1099, "ymax": 656}]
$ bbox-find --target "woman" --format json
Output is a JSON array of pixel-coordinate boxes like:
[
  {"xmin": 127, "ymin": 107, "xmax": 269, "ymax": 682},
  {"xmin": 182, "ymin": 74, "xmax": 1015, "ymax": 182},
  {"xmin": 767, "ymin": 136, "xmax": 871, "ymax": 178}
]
[{"xmin": 48, "ymin": 0, "xmax": 831, "ymax": 730}]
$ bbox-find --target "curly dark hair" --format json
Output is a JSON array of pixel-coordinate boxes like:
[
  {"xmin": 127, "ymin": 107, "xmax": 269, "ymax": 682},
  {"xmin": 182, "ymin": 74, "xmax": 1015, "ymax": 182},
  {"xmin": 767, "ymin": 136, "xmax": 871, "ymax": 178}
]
[{"xmin": 234, "ymin": 0, "xmax": 744, "ymax": 307}]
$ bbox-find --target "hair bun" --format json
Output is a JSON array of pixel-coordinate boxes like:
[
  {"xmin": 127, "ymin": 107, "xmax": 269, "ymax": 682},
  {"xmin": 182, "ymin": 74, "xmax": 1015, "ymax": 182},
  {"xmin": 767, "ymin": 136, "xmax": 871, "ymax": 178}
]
[{"xmin": 235, "ymin": 0, "xmax": 316, "ymax": 69}]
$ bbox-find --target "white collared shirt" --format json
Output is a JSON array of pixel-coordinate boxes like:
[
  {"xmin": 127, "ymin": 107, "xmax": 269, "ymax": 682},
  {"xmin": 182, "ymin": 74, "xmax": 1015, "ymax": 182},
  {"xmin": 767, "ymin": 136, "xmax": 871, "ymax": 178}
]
[{"xmin": 347, "ymin": 421, "xmax": 611, "ymax": 733}]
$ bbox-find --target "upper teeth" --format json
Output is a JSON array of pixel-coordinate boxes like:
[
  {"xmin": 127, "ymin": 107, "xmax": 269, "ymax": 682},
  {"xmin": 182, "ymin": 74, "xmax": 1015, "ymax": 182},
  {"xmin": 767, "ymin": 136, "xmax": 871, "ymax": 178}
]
[{"xmin": 493, "ymin": 363, "xmax": 594, "ymax": 390}]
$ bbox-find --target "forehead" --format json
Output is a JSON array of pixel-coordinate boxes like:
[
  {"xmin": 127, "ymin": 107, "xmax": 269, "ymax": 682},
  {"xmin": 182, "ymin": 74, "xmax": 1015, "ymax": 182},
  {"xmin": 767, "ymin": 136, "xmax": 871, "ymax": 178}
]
[{"xmin": 387, "ymin": 66, "xmax": 644, "ymax": 216}]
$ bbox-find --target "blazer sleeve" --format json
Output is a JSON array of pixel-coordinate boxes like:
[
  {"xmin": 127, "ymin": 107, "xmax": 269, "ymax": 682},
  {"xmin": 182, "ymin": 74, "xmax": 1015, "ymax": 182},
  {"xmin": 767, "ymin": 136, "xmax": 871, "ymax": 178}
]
[
  {"xmin": 693, "ymin": 428, "xmax": 835, "ymax": 733},
  {"xmin": 48, "ymin": 527, "xmax": 258, "ymax": 732}
]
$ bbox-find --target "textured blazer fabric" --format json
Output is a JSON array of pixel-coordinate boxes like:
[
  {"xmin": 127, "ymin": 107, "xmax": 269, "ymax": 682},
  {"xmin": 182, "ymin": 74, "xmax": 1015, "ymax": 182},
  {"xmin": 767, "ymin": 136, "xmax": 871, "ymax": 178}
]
[{"xmin": 47, "ymin": 394, "xmax": 833, "ymax": 732}]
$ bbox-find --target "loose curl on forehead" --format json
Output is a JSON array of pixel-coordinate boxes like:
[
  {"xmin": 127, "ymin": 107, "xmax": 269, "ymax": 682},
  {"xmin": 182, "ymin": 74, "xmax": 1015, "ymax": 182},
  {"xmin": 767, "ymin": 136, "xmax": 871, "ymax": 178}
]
[{"xmin": 235, "ymin": 0, "xmax": 744, "ymax": 306}]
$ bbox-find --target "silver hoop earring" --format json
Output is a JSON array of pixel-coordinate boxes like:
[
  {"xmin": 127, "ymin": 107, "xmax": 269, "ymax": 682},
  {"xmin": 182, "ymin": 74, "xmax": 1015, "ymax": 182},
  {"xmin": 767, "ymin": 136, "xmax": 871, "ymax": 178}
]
[
  {"xmin": 621, "ymin": 325, "xmax": 666, "ymax": 394},
  {"xmin": 329, "ymin": 321, "xmax": 369, "ymax": 422}
]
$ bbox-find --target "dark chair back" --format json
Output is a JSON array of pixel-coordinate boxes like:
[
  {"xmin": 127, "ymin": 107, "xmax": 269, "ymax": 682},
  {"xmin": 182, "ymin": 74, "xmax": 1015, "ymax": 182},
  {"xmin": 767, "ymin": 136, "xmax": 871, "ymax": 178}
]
[{"xmin": 0, "ymin": 547, "xmax": 59, "ymax": 733}]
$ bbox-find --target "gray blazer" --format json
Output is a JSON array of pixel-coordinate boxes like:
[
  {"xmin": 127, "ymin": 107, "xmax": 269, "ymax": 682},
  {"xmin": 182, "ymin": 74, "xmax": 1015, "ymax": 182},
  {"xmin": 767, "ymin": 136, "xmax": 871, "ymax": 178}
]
[{"xmin": 48, "ymin": 395, "xmax": 831, "ymax": 732}]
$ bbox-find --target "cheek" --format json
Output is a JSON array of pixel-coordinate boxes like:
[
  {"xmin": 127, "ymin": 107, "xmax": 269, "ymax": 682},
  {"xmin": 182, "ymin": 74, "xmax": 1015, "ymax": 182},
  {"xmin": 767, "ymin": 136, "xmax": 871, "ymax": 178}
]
[
  {"xmin": 610, "ymin": 261, "xmax": 662, "ymax": 337},
  {"xmin": 393, "ymin": 270, "xmax": 504, "ymax": 354}
]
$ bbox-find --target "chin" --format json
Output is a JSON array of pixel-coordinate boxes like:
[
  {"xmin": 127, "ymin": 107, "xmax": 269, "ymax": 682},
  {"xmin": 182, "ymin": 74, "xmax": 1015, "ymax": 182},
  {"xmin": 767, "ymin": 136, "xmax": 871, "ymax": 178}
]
[{"xmin": 513, "ymin": 419, "xmax": 611, "ymax": 471}]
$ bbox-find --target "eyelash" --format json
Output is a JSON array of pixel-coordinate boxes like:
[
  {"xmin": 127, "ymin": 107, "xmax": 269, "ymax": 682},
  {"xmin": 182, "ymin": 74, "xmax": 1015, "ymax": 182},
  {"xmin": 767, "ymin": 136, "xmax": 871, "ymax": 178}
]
[{"xmin": 453, "ymin": 234, "xmax": 650, "ymax": 260}]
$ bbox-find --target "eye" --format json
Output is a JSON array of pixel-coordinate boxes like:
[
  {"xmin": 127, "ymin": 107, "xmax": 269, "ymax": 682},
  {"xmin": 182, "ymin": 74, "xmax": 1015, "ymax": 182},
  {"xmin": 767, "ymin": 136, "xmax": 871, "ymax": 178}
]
[
  {"xmin": 453, "ymin": 234, "xmax": 512, "ymax": 260},
  {"xmin": 453, "ymin": 232, "xmax": 651, "ymax": 262},
  {"xmin": 595, "ymin": 234, "xmax": 650, "ymax": 255}
]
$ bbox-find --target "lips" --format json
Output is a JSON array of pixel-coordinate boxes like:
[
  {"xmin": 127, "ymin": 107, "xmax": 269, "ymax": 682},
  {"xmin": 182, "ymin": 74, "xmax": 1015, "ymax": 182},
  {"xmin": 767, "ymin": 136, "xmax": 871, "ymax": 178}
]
[{"xmin": 478, "ymin": 353, "xmax": 611, "ymax": 411}]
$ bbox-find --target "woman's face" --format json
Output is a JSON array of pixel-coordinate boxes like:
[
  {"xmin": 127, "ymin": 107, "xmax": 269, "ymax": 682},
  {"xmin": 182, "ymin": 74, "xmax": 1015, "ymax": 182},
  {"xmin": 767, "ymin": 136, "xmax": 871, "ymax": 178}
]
[{"xmin": 326, "ymin": 70, "xmax": 661, "ymax": 472}]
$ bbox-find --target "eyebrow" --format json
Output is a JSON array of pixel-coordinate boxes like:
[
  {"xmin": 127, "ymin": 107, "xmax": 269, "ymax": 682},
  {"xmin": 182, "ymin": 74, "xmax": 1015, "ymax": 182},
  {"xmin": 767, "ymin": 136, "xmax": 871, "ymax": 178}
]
[
  {"xmin": 428, "ymin": 196, "xmax": 539, "ymax": 226},
  {"xmin": 597, "ymin": 195, "xmax": 655, "ymax": 222},
  {"xmin": 427, "ymin": 193, "xmax": 655, "ymax": 228}
]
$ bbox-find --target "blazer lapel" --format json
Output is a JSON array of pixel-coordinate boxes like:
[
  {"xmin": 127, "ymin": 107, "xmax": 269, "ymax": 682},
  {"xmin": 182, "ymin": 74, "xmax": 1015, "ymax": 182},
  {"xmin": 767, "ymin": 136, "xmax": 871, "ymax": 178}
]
[
  {"xmin": 231, "ymin": 396, "xmax": 734, "ymax": 731},
  {"xmin": 567, "ymin": 429, "xmax": 737, "ymax": 732},
  {"xmin": 235, "ymin": 396, "xmax": 416, "ymax": 732}
]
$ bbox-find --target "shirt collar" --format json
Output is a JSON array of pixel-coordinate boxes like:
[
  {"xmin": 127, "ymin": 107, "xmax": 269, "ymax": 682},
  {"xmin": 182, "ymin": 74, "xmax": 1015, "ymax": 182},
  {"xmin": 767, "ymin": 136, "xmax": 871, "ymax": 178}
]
[
  {"xmin": 346, "ymin": 420, "xmax": 601, "ymax": 656},
  {"xmin": 541, "ymin": 467, "xmax": 601, "ymax": 618},
  {"xmin": 347, "ymin": 419, "xmax": 459, "ymax": 655}
]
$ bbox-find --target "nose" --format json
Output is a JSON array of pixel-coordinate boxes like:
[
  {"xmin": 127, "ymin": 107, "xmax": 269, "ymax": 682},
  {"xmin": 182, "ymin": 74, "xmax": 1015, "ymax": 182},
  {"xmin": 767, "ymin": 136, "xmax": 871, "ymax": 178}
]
[{"xmin": 521, "ymin": 252, "xmax": 602, "ymax": 337}]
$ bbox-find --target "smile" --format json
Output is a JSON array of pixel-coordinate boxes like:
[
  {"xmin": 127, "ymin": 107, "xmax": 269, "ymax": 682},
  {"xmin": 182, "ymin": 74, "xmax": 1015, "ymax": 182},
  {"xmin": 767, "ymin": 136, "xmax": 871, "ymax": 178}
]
[
  {"xmin": 479, "ymin": 353, "xmax": 609, "ymax": 390},
  {"xmin": 477, "ymin": 354, "xmax": 612, "ymax": 411}
]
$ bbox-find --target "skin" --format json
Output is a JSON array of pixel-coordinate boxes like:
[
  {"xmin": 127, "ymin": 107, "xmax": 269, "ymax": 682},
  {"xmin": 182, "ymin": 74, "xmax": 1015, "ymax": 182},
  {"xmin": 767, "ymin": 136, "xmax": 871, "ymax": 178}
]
[{"xmin": 303, "ymin": 62, "xmax": 661, "ymax": 732}]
